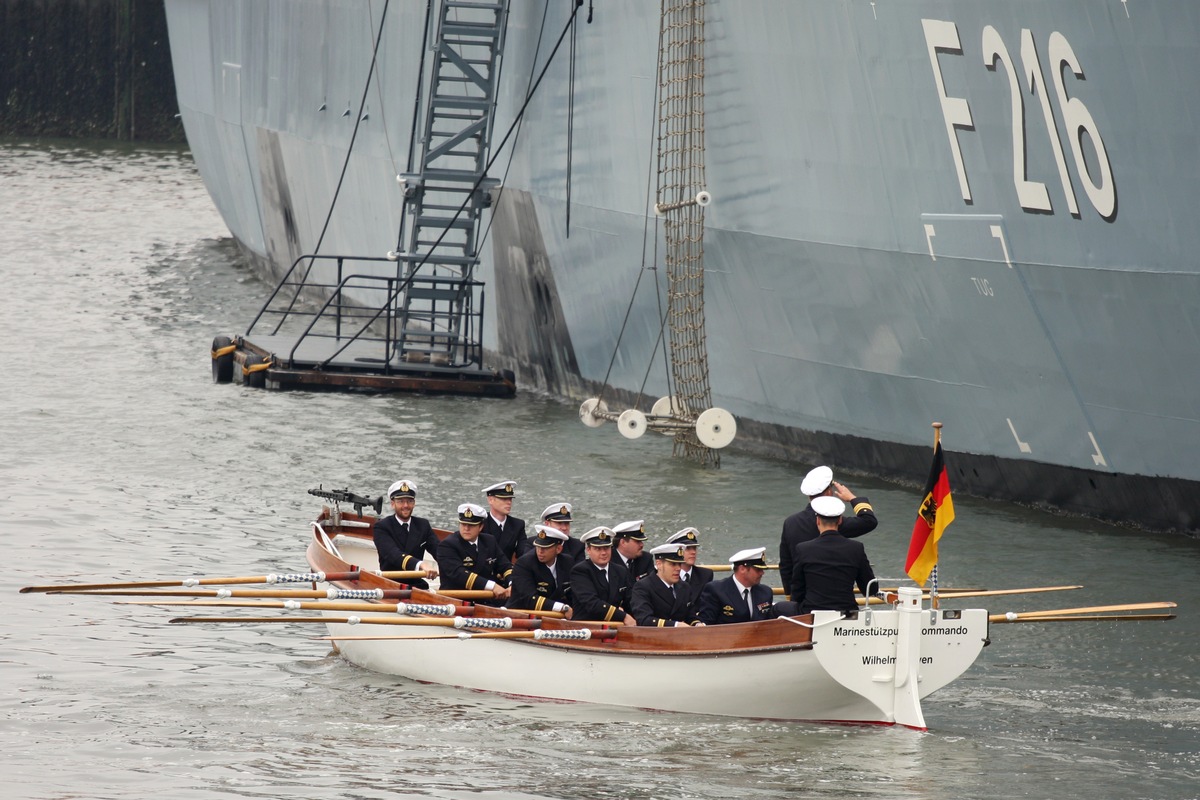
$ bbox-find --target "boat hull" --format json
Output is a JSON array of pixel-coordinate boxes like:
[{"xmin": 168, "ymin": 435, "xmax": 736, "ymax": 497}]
[
  {"xmin": 306, "ymin": 521, "xmax": 988, "ymax": 726},
  {"xmin": 165, "ymin": 0, "xmax": 1200, "ymax": 532}
]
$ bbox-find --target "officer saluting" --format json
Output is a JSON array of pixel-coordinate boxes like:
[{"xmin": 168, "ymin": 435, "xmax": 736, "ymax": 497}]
[
  {"xmin": 482, "ymin": 480, "xmax": 529, "ymax": 562},
  {"xmin": 778, "ymin": 465, "xmax": 877, "ymax": 594},
  {"xmin": 790, "ymin": 496, "xmax": 879, "ymax": 614}
]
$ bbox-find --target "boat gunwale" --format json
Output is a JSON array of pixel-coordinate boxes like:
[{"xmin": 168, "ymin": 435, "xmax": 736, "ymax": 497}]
[{"xmin": 307, "ymin": 511, "xmax": 815, "ymax": 655}]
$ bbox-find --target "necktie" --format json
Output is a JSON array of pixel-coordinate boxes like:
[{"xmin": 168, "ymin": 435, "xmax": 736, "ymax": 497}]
[
  {"xmin": 682, "ymin": 572, "xmax": 689, "ymax": 582},
  {"xmin": 400, "ymin": 523, "xmax": 409, "ymax": 534},
  {"xmin": 743, "ymin": 587, "xmax": 753, "ymax": 618},
  {"xmin": 598, "ymin": 568, "xmax": 609, "ymax": 593}
]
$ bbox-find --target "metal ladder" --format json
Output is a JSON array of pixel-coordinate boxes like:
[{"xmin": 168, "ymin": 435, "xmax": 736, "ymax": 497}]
[{"xmin": 391, "ymin": 0, "xmax": 509, "ymax": 367}]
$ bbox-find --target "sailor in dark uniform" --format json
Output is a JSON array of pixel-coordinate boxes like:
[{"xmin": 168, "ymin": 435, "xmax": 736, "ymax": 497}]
[
  {"xmin": 667, "ymin": 526, "xmax": 714, "ymax": 601},
  {"xmin": 569, "ymin": 526, "xmax": 637, "ymax": 625},
  {"xmin": 540, "ymin": 502, "xmax": 585, "ymax": 563},
  {"xmin": 697, "ymin": 547, "xmax": 780, "ymax": 625},
  {"xmin": 630, "ymin": 544, "xmax": 703, "ymax": 627},
  {"xmin": 790, "ymin": 496, "xmax": 879, "ymax": 614},
  {"xmin": 508, "ymin": 525, "xmax": 575, "ymax": 616},
  {"xmin": 612, "ymin": 520, "xmax": 654, "ymax": 580},
  {"xmin": 436, "ymin": 502, "xmax": 512, "ymax": 604},
  {"xmin": 482, "ymin": 480, "xmax": 529, "ymax": 562},
  {"xmin": 372, "ymin": 479, "xmax": 441, "ymax": 589},
  {"xmin": 778, "ymin": 465, "xmax": 878, "ymax": 596}
]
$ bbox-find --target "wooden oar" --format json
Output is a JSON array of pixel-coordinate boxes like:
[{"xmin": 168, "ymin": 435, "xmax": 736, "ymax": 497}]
[
  {"xmin": 991, "ymin": 612, "xmax": 1176, "ymax": 624},
  {"xmin": 169, "ymin": 614, "xmax": 543, "ymax": 629},
  {"xmin": 19, "ymin": 569, "xmax": 429, "ymax": 594},
  {"xmin": 769, "ymin": 584, "xmax": 1083, "ymax": 600},
  {"xmin": 119, "ymin": 599, "xmax": 471, "ymax": 614},
  {"xmin": 320, "ymin": 629, "xmax": 620, "ymax": 641},
  {"xmin": 884, "ymin": 585, "xmax": 1084, "ymax": 602},
  {"xmin": 117, "ymin": 598, "xmax": 566, "ymax": 619},
  {"xmin": 702, "ymin": 564, "xmax": 780, "ymax": 572},
  {"xmin": 379, "ymin": 570, "xmax": 437, "ymax": 581},
  {"xmin": 45, "ymin": 587, "xmax": 496, "ymax": 601},
  {"xmin": 992, "ymin": 601, "xmax": 1177, "ymax": 621}
]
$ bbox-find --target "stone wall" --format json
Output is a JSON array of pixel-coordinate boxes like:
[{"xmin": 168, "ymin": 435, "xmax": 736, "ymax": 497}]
[{"xmin": 0, "ymin": 0, "xmax": 183, "ymax": 141}]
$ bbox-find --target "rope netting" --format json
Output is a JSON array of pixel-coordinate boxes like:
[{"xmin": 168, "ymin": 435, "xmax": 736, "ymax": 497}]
[{"xmin": 656, "ymin": 0, "xmax": 717, "ymax": 467}]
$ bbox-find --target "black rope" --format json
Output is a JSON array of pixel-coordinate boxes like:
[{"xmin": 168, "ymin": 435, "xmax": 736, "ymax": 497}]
[
  {"xmin": 473, "ymin": 2, "xmax": 551, "ymax": 257},
  {"xmin": 565, "ymin": 8, "xmax": 577, "ymax": 237},
  {"xmin": 309, "ymin": 1, "xmax": 584, "ymax": 366},
  {"xmin": 399, "ymin": 0, "xmax": 584, "ymax": 282},
  {"xmin": 598, "ymin": 3, "xmax": 671, "ymax": 405}
]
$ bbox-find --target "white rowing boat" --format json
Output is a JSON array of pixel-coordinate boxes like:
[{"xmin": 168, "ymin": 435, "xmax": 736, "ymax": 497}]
[{"xmin": 307, "ymin": 511, "xmax": 989, "ymax": 729}]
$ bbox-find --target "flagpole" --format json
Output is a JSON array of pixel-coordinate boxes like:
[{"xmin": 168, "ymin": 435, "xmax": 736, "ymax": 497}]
[{"xmin": 930, "ymin": 422, "xmax": 942, "ymax": 610}]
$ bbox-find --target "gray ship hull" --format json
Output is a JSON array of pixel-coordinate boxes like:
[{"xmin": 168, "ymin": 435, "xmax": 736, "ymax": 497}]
[{"xmin": 165, "ymin": 0, "xmax": 1200, "ymax": 532}]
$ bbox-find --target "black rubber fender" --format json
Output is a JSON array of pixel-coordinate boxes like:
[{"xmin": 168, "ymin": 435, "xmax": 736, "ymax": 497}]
[
  {"xmin": 211, "ymin": 335, "xmax": 235, "ymax": 383},
  {"xmin": 243, "ymin": 353, "xmax": 268, "ymax": 389}
]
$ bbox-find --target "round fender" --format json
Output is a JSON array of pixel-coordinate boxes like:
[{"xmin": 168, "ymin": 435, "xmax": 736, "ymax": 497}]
[
  {"xmin": 650, "ymin": 395, "xmax": 684, "ymax": 426},
  {"xmin": 579, "ymin": 398, "xmax": 608, "ymax": 428},
  {"xmin": 211, "ymin": 335, "xmax": 235, "ymax": 384},
  {"xmin": 695, "ymin": 407, "xmax": 737, "ymax": 449},
  {"xmin": 243, "ymin": 353, "xmax": 268, "ymax": 389},
  {"xmin": 617, "ymin": 409, "xmax": 647, "ymax": 440}
]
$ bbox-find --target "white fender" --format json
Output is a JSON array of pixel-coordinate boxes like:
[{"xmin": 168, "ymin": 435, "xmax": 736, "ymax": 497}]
[
  {"xmin": 695, "ymin": 407, "xmax": 737, "ymax": 449},
  {"xmin": 650, "ymin": 394, "xmax": 683, "ymax": 420},
  {"xmin": 617, "ymin": 409, "xmax": 647, "ymax": 439},
  {"xmin": 579, "ymin": 398, "xmax": 608, "ymax": 428}
]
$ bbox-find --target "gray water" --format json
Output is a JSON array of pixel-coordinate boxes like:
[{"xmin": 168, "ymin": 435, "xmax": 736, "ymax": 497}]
[{"xmin": 2, "ymin": 139, "xmax": 1197, "ymax": 800}]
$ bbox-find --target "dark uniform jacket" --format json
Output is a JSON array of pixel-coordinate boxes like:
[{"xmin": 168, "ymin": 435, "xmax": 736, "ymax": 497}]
[
  {"xmin": 779, "ymin": 495, "xmax": 877, "ymax": 592},
  {"xmin": 614, "ymin": 551, "xmax": 655, "ymax": 581},
  {"xmin": 508, "ymin": 551, "xmax": 575, "ymax": 612},
  {"xmin": 436, "ymin": 531, "xmax": 513, "ymax": 593},
  {"xmin": 790, "ymin": 532, "xmax": 877, "ymax": 613},
  {"xmin": 484, "ymin": 513, "xmax": 530, "ymax": 562},
  {"xmin": 570, "ymin": 559, "xmax": 634, "ymax": 623},
  {"xmin": 630, "ymin": 576, "xmax": 700, "ymax": 627},
  {"xmin": 373, "ymin": 514, "xmax": 440, "ymax": 589},
  {"xmin": 697, "ymin": 576, "xmax": 778, "ymax": 625},
  {"xmin": 561, "ymin": 536, "xmax": 586, "ymax": 565},
  {"xmin": 677, "ymin": 565, "xmax": 714, "ymax": 604}
]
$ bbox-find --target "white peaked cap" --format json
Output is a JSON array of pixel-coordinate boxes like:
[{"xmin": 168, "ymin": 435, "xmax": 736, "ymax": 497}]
[
  {"xmin": 532, "ymin": 524, "xmax": 569, "ymax": 545},
  {"xmin": 388, "ymin": 479, "xmax": 418, "ymax": 497},
  {"xmin": 811, "ymin": 495, "xmax": 846, "ymax": 518},
  {"xmin": 728, "ymin": 547, "xmax": 768, "ymax": 566},
  {"xmin": 800, "ymin": 466, "xmax": 833, "ymax": 496}
]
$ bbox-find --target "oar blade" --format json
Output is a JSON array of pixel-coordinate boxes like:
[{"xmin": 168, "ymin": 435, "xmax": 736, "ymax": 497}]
[
  {"xmin": 22, "ymin": 580, "xmax": 179, "ymax": 593},
  {"xmin": 991, "ymin": 613, "xmax": 1176, "ymax": 624}
]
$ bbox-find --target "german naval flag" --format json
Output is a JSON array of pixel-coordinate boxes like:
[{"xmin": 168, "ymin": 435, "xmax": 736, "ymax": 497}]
[{"xmin": 905, "ymin": 441, "xmax": 955, "ymax": 586}]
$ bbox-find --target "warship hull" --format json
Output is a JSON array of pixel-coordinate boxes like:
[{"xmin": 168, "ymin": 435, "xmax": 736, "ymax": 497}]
[{"xmin": 164, "ymin": 0, "xmax": 1200, "ymax": 533}]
